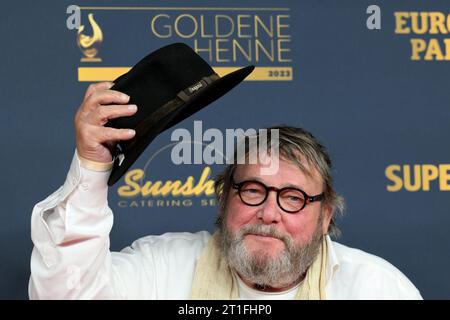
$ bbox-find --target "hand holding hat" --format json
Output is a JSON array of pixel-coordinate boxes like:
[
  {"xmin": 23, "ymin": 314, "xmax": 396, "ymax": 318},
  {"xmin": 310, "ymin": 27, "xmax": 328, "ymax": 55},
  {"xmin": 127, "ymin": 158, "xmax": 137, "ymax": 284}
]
[
  {"xmin": 74, "ymin": 82, "xmax": 138, "ymax": 164},
  {"xmin": 74, "ymin": 42, "xmax": 254, "ymax": 186}
]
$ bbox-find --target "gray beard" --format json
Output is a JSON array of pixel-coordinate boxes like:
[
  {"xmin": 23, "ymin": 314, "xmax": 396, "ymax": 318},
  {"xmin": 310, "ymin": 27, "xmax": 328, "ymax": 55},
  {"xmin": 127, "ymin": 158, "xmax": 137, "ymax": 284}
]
[{"xmin": 219, "ymin": 220, "xmax": 323, "ymax": 289}]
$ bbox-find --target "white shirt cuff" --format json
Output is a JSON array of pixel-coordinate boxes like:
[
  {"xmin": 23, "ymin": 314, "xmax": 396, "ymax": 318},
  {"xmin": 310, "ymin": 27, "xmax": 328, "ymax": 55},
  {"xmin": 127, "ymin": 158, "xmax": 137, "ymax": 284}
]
[{"xmin": 76, "ymin": 150, "xmax": 114, "ymax": 172}]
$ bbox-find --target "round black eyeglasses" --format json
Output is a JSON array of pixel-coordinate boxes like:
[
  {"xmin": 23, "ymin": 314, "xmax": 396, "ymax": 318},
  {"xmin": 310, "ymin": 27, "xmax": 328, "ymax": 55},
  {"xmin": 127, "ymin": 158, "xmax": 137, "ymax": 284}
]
[{"xmin": 232, "ymin": 179, "xmax": 324, "ymax": 213}]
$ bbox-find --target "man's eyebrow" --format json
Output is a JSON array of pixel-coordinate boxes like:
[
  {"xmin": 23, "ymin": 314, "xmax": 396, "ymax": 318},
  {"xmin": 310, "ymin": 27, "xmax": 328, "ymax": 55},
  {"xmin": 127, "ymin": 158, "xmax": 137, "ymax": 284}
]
[
  {"xmin": 234, "ymin": 176, "xmax": 265, "ymax": 184},
  {"xmin": 235, "ymin": 176, "xmax": 305, "ymax": 190},
  {"xmin": 283, "ymin": 183, "xmax": 305, "ymax": 190}
]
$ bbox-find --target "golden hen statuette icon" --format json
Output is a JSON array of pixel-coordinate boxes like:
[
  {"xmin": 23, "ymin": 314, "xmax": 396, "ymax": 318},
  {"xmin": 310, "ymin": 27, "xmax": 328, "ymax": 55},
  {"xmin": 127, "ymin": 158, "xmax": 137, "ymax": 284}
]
[{"xmin": 77, "ymin": 13, "xmax": 103, "ymax": 62}]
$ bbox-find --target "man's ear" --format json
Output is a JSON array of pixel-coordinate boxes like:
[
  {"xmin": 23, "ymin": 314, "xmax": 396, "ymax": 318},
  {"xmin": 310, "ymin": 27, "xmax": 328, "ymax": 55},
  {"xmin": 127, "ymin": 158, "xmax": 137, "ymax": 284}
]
[{"xmin": 321, "ymin": 205, "xmax": 333, "ymax": 235}]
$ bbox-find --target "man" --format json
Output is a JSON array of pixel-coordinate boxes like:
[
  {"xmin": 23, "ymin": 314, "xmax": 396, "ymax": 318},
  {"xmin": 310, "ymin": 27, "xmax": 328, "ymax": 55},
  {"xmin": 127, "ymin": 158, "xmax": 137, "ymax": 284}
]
[{"xmin": 29, "ymin": 82, "xmax": 422, "ymax": 299}]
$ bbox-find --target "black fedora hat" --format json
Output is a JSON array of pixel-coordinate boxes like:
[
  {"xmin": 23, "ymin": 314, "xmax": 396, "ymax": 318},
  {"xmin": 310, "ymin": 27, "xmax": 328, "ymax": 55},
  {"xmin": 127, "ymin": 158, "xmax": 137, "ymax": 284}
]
[{"xmin": 105, "ymin": 42, "xmax": 254, "ymax": 186}]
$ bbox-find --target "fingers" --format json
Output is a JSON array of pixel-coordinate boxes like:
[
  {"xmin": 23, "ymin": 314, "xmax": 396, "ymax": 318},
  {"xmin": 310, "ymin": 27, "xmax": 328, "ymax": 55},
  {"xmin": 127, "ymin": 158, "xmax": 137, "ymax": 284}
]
[
  {"xmin": 80, "ymin": 124, "xmax": 136, "ymax": 146},
  {"xmin": 76, "ymin": 82, "xmax": 135, "ymax": 163},
  {"xmin": 95, "ymin": 126, "xmax": 136, "ymax": 143},
  {"xmin": 82, "ymin": 89, "xmax": 130, "ymax": 113},
  {"xmin": 86, "ymin": 104, "xmax": 138, "ymax": 126},
  {"xmin": 76, "ymin": 125, "xmax": 135, "ymax": 163},
  {"xmin": 84, "ymin": 82, "xmax": 114, "ymax": 100}
]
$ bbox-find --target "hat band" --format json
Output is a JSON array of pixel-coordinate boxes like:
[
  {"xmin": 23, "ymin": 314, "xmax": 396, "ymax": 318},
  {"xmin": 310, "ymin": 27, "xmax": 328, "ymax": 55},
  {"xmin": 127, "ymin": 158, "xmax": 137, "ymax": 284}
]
[
  {"xmin": 176, "ymin": 73, "xmax": 220, "ymax": 102},
  {"xmin": 113, "ymin": 73, "xmax": 220, "ymax": 166}
]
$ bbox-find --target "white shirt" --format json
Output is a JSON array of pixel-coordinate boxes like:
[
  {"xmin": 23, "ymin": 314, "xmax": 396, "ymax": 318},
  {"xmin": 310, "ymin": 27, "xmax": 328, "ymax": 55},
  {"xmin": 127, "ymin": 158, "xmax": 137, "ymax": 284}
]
[
  {"xmin": 29, "ymin": 152, "xmax": 423, "ymax": 300},
  {"xmin": 234, "ymin": 270, "xmax": 301, "ymax": 300}
]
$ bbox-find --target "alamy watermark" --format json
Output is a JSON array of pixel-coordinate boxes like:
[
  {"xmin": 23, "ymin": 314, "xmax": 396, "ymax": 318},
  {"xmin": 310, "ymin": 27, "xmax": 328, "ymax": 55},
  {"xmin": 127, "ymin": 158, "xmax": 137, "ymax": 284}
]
[
  {"xmin": 66, "ymin": 5, "xmax": 81, "ymax": 30},
  {"xmin": 170, "ymin": 121, "xmax": 280, "ymax": 175}
]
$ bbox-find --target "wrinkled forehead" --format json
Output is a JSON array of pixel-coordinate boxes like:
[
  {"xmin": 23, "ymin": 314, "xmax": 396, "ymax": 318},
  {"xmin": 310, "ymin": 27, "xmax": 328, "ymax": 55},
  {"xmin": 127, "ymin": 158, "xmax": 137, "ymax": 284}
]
[
  {"xmin": 235, "ymin": 146, "xmax": 319, "ymax": 174},
  {"xmin": 232, "ymin": 155, "xmax": 324, "ymax": 186}
]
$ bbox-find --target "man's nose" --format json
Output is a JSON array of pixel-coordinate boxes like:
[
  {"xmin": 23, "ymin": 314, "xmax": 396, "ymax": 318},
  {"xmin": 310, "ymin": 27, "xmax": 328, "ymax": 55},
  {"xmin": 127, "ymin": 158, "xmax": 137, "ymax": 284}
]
[{"xmin": 258, "ymin": 191, "xmax": 282, "ymax": 224}]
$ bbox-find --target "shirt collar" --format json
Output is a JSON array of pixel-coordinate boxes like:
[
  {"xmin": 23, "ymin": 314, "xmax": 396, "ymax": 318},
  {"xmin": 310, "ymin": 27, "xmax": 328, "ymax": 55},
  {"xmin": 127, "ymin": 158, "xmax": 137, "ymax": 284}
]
[{"xmin": 325, "ymin": 235, "xmax": 340, "ymax": 284}]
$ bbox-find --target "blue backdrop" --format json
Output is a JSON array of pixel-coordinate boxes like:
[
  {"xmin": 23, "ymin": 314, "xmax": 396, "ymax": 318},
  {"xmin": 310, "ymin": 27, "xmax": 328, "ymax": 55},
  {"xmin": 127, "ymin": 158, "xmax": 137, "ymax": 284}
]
[{"xmin": 1, "ymin": 0, "xmax": 449, "ymax": 299}]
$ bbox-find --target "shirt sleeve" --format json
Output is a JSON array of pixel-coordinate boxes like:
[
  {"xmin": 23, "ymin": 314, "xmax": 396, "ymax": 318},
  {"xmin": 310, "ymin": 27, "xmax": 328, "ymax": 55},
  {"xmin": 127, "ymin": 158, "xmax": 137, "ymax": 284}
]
[{"xmin": 28, "ymin": 150, "xmax": 155, "ymax": 299}]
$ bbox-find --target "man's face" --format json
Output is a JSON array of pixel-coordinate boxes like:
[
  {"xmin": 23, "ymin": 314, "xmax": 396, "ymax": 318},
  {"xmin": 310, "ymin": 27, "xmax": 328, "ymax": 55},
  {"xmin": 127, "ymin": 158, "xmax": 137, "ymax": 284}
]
[{"xmin": 221, "ymin": 157, "xmax": 332, "ymax": 288}]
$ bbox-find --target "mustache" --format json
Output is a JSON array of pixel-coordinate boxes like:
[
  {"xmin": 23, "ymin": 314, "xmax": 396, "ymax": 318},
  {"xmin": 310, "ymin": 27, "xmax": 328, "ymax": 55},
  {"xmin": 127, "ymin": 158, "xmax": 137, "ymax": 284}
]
[{"xmin": 238, "ymin": 224, "xmax": 292, "ymax": 247}]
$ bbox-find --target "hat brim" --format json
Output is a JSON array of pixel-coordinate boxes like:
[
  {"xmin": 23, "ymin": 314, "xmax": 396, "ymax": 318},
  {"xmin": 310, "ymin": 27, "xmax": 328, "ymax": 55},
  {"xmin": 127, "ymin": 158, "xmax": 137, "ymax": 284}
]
[{"xmin": 107, "ymin": 65, "xmax": 254, "ymax": 186}]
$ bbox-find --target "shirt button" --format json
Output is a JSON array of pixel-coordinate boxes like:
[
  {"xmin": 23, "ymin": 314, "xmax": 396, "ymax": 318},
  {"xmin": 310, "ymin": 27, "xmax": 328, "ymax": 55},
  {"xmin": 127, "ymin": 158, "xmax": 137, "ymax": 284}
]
[{"xmin": 81, "ymin": 183, "xmax": 89, "ymax": 191}]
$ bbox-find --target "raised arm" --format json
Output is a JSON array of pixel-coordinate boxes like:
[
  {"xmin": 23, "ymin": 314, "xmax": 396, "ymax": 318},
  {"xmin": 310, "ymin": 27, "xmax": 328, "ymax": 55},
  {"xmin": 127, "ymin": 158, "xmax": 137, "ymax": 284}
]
[{"xmin": 29, "ymin": 82, "xmax": 147, "ymax": 299}]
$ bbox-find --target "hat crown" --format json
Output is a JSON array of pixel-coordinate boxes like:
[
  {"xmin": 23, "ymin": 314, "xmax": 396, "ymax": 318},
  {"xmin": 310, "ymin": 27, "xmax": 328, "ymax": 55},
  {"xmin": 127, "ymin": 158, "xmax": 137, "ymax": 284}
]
[
  {"xmin": 105, "ymin": 42, "xmax": 254, "ymax": 186},
  {"xmin": 112, "ymin": 43, "xmax": 215, "ymax": 125}
]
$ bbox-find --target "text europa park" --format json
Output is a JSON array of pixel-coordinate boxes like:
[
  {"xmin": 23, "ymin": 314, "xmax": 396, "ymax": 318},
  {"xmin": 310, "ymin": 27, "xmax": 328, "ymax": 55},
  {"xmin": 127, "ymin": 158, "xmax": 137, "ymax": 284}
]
[
  {"xmin": 150, "ymin": 14, "xmax": 291, "ymax": 63},
  {"xmin": 395, "ymin": 12, "xmax": 450, "ymax": 60}
]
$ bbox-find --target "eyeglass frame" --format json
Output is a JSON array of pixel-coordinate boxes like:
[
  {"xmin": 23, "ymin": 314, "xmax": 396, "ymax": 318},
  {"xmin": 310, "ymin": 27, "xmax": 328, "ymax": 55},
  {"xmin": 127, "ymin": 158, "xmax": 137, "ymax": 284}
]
[{"xmin": 231, "ymin": 178, "xmax": 325, "ymax": 213}]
